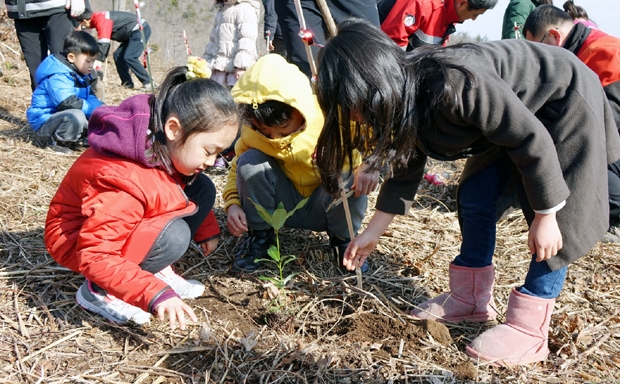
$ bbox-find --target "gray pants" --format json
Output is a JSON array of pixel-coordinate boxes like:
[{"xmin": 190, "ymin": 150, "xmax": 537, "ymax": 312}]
[
  {"xmin": 237, "ymin": 149, "xmax": 367, "ymax": 239},
  {"xmin": 37, "ymin": 109, "xmax": 87, "ymax": 142}
]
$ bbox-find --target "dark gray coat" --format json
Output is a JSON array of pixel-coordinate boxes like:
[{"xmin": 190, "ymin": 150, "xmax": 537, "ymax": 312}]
[{"xmin": 376, "ymin": 39, "xmax": 620, "ymax": 270}]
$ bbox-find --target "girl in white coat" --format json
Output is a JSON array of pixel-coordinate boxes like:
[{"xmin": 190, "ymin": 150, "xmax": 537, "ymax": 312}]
[{"xmin": 204, "ymin": 0, "xmax": 261, "ymax": 87}]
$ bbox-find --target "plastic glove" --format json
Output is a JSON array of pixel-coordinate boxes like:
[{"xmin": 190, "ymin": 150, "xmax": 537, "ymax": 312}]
[
  {"xmin": 65, "ymin": 0, "xmax": 85, "ymax": 17},
  {"xmin": 93, "ymin": 60, "xmax": 102, "ymax": 72}
]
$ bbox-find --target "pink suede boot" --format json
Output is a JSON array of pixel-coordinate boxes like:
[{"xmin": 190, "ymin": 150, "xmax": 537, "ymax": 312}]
[
  {"xmin": 466, "ymin": 288, "xmax": 555, "ymax": 366},
  {"xmin": 410, "ymin": 264, "xmax": 497, "ymax": 323}
]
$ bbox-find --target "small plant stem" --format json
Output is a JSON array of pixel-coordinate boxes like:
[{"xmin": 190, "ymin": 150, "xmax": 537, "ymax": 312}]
[
  {"xmin": 275, "ymin": 230, "xmax": 284, "ymax": 281},
  {"xmin": 339, "ymin": 185, "xmax": 363, "ymax": 289}
]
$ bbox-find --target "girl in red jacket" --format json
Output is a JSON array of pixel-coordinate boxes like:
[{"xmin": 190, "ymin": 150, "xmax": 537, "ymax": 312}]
[{"xmin": 45, "ymin": 60, "xmax": 240, "ymax": 329}]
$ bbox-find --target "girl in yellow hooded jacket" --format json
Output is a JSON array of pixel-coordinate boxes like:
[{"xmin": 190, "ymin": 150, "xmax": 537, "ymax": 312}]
[{"xmin": 224, "ymin": 54, "xmax": 378, "ymax": 272}]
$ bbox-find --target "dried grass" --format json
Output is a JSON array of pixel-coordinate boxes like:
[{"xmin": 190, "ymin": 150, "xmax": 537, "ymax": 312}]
[{"xmin": 1, "ymin": 15, "xmax": 619, "ymax": 383}]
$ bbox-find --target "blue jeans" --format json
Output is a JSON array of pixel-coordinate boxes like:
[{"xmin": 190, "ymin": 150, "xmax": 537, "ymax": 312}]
[{"xmin": 453, "ymin": 157, "xmax": 567, "ymax": 299}]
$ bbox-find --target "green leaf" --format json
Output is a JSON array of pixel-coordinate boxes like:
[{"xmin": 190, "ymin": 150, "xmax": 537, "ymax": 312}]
[
  {"xmin": 254, "ymin": 258, "xmax": 277, "ymax": 266},
  {"xmin": 270, "ymin": 206, "xmax": 288, "ymax": 231},
  {"xmin": 267, "ymin": 245, "xmax": 280, "ymax": 262},
  {"xmin": 248, "ymin": 198, "xmax": 273, "ymax": 226},
  {"xmin": 281, "ymin": 272, "xmax": 300, "ymax": 285},
  {"xmin": 281, "ymin": 256, "xmax": 297, "ymax": 268},
  {"xmin": 287, "ymin": 197, "xmax": 309, "ymax": 219},
  {"xmin": 258, "ymin": 276, "xmax": 279, "ymax": 285}
]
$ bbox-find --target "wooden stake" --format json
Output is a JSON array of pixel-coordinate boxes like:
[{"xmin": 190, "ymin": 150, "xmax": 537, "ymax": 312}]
[
  {"xmin": 339, "ymin": 179, "xmax": 363, "ymax": 289},
  {"xmin": 316, "ymin": 0, "xmax": 337, "ymax": 37}
]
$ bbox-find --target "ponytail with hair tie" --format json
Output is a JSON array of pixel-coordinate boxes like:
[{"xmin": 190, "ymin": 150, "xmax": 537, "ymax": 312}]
[{"xmin": 186, "ymin": 56, "xmax": 212, "ymax": 80}]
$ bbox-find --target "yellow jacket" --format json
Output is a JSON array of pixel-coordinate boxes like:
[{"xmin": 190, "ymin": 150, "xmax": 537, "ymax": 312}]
[{"xmin": 224, "ymin": 54, "xmax": 360, "ymax": 211}]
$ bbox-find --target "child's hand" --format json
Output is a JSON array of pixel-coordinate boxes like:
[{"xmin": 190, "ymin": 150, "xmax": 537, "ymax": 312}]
[
  {"xmin": 199, "ymin": 238, "xmax": 218, "ymax": 256},
  {"xmin": 155, "ymin": 297, "xmax": 198, "ymax": 330},
  {"xmin": 342, "ymin": 230, "xmax": 380, "ymax": 270},
  {"xmin": 528, "ymin": 212, "xmax": 563, "ymax": 262},
  {"xmin": 352, "ymin": 163, "xmax": 380, "ymax": 197},
  {"xmin": 342, "ymin": 210, "xmax": 394, "ymax": 270},
  {"xmin": 227, "ymin": 204, "xmax": 248, "ymax": 237}
]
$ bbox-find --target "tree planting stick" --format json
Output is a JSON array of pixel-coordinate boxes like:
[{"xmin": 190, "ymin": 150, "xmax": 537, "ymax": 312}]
[
  {"xmin": 182, "ymin": 30, "xmax": 192, "ymax": 56},
  {"xmin": 339, "ymin": 178, "xmax": 363, "ymax": 289},
  {"xmin": 315, "ymin": 0, "xmax": 337, "ymax": 37},
  {"xmin": 133, "ymin": 0, "xmax": 155, "ymax": 93},
  {"xmin": 293, "ymin": 0, "xmax": 318, "ymax": 76}
]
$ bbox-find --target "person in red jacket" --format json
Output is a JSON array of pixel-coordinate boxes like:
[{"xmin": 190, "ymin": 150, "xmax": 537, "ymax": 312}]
[
  {"xmin": 523, "ymin": 5, "xmax": 620, "ymax": 243},
  {"xmin": 76, "ymin": 10, "xmax": 155, "ymax": 90},
  {"xmin": 378, "ymin": 0, "xmax": 498, "ymax": 51},
  {"xmin": 45, "ymin": 58, "xmax": 240, "ymax": 329}
]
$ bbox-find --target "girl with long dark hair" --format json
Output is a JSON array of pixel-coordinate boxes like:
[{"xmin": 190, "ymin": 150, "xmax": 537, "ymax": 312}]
[{"xmin": 315, "ymin": 19, "xmax": 620, "ymax": 366}]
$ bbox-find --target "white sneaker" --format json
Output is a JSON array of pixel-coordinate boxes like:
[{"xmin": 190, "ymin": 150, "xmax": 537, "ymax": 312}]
[
  {"xmin": 154, "ymin": 266, "xmax": 205, "ymax": 299},
  {"xmin": 76, "ymin": 280, "xmax": 151, "ymax": 324}
]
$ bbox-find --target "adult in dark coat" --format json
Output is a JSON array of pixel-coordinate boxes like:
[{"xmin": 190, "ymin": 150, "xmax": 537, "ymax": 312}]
[
  {"xmin": 274, "ymin": 0, "xmax": 379, "ymax": 77},
  {"xmin": 523, "ymin": 5, "xmax": 620, "ymax": 242},
  {"xmin": 314, "ymin": 19, "xmax": 620, "ymax": 366},
  {"xmin": 5, "ymin": 0, "xmax": 87, "ymax": 90},
  {"xmin": 262, "ymin": 0, "xmax": 286, "ymax": 56}
]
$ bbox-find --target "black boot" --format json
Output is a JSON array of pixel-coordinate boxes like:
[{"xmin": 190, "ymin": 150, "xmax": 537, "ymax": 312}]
[
  {"xmin": 233, "ymin": 228, "xmax": 276, "ymax": 272},
  {"xmin": 330, "ymin": 236, "xmax": 370, "ymax": 274}
]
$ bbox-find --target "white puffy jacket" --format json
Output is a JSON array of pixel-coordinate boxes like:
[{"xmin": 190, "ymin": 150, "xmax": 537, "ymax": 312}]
[{"xmin": 203, "ymin": 0, "xmax": 260, "ymax": 73}]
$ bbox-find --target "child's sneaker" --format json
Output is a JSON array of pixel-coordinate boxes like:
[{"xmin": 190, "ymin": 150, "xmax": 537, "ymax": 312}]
[
  {"xmin": 154, "ymin": 266, "xmax": 204, "ymax": 299},
  {"xmin": 140, "ymin": 81, "xmax": 159, "ymax": 92},
  {"xmin": 46, "ymin": 138, "xmax": 74, "ymax": 154},
  {"xmin": 232, "ymin": 228, "xmax": 276, "ymax": 272},
  {"xmin": 601, "ymin": 221, "xmax": 620, "ymax": 243},
  {"xmin": 76, "ymin": 280, "xmax": 151, "ymax": 324}
]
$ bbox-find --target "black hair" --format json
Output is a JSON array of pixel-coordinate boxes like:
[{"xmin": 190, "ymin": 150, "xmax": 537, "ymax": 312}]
[
  {"xmin": 63, "ymin": 31, "xmax": 98, "ymax": 56},
  {"xmin": 146, "ymin": 66, "xmax": 240, "ymax": 176},
  {"xmin": 467, "ymin": 0, "xmax": 498, "ymax": 10},
  {"xmin": 74, "ymin": 9, "xmax": 93, "ymax": 22},
  {"xmin": 315, "ymin": 18, "xmax": 478, "ymax": 195},
  {"xmin": 539, "ymin": 0, "xmax": 553, "ymax": 5},
  {"xmin": 563, "ymin": 0, "xmax": 589, "ymax": 21},
  {"xmin": 523, "ymin": 5, "xmax": 573, "ymax": 38},
  {"xmin": 240, "ymin": 100, "xmax": 296, "ymax": 129}
]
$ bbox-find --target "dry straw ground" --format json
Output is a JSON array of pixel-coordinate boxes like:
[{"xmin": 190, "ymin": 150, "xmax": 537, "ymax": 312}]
[{"xmin": 1, "ymin": 11, "xmax": 619, "ymax": 384}]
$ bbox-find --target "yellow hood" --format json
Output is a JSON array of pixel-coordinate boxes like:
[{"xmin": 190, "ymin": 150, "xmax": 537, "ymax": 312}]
[
  {"xmin": 231, "ymin": 54, "xmax": 318, "ymax": 128},
  {"xmin": 224, "ymin": 54, "xmax": 362, "ymax": 212}
]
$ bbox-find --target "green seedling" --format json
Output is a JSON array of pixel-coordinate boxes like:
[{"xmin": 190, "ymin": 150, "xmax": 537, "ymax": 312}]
[{"xmin": 248, "ymin": 197, "xmax": 308, "ymax": 290}]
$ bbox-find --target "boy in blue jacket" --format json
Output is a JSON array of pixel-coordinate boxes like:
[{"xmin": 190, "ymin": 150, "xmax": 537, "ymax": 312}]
[{"xmin": 27, "ymin": 31, "xmax": 103, "ymax": 154}]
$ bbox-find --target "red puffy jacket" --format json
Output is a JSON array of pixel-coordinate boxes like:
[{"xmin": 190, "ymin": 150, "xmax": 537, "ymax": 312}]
[
  {"xmin": 381, "ymin": 0, "xmax": 459, "ymax": 49},
  {"xmin": 45, "ymin": 95, "xmax": 220, "ymax": 313}
]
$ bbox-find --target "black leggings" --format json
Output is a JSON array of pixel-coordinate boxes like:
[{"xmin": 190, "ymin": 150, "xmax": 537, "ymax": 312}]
[{"xmin": 139, "ymin": 173, "xmax": 216, "ymax": 273}]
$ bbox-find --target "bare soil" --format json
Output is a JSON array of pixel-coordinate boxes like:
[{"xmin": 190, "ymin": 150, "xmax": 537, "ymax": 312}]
[{"xmin": 0, "ymin": 10, "xmax": 619, "ymax": 383}]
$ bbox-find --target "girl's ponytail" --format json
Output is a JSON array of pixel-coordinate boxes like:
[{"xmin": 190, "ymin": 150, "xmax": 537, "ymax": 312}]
[
  {"xmin": 145, "ymin": 57, "xmax": 239, "ymax": 176},
  {"xmin": 563, "ymin": 1, "xmax": 589, "ymax": 20},
  {"xmin": 147, "ymin": 66, "xmax": 190, "ymax": 174}
]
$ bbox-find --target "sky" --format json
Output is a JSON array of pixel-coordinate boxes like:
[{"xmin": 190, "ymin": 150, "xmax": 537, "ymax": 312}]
[{"xmin": 455, "ymin": 0, "xmax": 620, "ymax": 40}]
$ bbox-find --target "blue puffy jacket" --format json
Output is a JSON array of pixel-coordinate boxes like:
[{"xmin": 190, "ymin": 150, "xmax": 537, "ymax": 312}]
[{"xmin": 27, "ymin": 53, "xmax": 103, "ymax": 131}]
